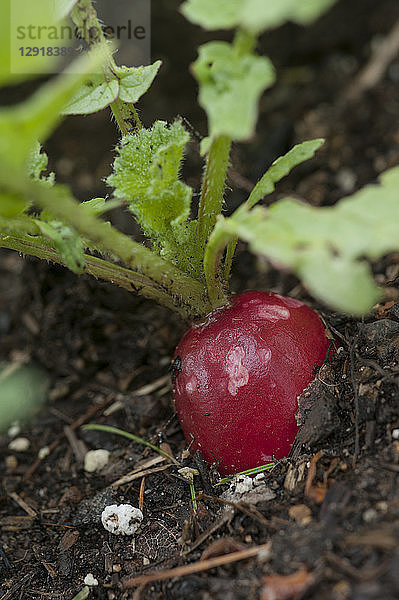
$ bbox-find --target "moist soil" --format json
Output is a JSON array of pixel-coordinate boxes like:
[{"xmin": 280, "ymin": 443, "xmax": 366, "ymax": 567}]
[{"xmin": 1, "ymin": 1, "xmax": 399, "ymax": 599}]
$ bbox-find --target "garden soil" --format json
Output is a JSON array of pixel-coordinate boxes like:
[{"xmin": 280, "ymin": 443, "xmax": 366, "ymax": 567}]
[{"xmin": 1, "ymin": 1, "xmax": 399, "ymax": 598}]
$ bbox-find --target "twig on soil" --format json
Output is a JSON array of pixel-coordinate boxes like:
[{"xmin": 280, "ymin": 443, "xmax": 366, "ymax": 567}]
[
  {"xmin": 122, "ymin": 542, "xmax": 271, "ymax": 588},
  {"xmin": 8, "ymin": 491, "xmax": 37, "ymax": 518},
  {"xmin": 201, "ymin": 493, "xmax": 279, "ymax": 529},
  {"xmin": 348, "ymin": 341, "xmax": 360, "ymax": 466},
  {"xmin": 64, "ymin": 425, "xmax": 88, "ymax": 463},
  {"xmin": 342, "ymin": 19, "xmax": 399, "ymax": 103},
  {"xmin": 110, "ymin": 455, "xmax": 169, "ymax": 488},
  {"xmin": 0, "ymin": 573, "xmax": 34, "ymax": 600},
  {"xmin": 23, "ymin": 395, "xmax": 115, "ymax": 480},
  {"xmin": 324, "ymin": 551, "xmax": 390, "ymax": 582},
  {"xmin": 0, "ymin": 544, "xmax": 12, "ymax": 570},
  {"xmin": 139, "ymin": 477, "xmax": 146, "ymax": 512},
  {"xmin": 182, "ymin": 508, "xmax": 234, "ymax": 556},
  {"xmin": 345, "ymin": 530, "xmax": 398, "ymax": 550},
  {"xmin": 305, "ymin": 450, "xmax": 326, "ymax": 504}
]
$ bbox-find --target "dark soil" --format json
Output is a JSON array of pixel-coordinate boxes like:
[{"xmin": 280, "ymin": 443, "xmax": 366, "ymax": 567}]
[{"xmin": 1, "ymin": 1, "xmax": 399, "ymax": 599}]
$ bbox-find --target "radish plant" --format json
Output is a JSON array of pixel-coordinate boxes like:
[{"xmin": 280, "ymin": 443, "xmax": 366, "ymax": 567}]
[{"xmin": 1, "ymin": 0, "xmax": 399, "ymax": 471}]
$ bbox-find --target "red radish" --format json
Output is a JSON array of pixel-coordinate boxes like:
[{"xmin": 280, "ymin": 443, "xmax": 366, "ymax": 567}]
[{"xmin": 172, "ymin": 290, "xmax": 331, "ymax": 475}]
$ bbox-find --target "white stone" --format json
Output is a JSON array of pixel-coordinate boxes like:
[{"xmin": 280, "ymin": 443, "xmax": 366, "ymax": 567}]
[
  {"xmin": 101, "ymin": 504, "xmax": 143, "ymax": 536},
  {"xmin": 392, "ymin": 428, "xmax": 399, "ymax": 440},
  {"xmin": 84, "ymin": 449, "xmax": 110, "ymax": 473},
  {"xmin": 83, "ymin": 573, "xmax": 98, "ymax": 586},
  {"xmin": 222, "ymin": 473, "xmax": 276, "ymax": 505},
  {"xmin": 8, "ymin": 437, "xmax": 30, "ymax": 452},
  {"xmin": 38, "ymin": 446, "xmax": 50, "ymax": 459},
  {"xmin": 7, "ymin": 423, "xmax": 21, "ymax": 438}
]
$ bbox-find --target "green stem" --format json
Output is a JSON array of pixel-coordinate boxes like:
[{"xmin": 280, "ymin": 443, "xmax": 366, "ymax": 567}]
[
  {"xmin": 223, "ymin": 236, "xmax": 238, "ymax": 283},
  {"xmin": 197, "ymin": 135, "xmax": 231, "ymax": 305},
  {"xmin": 197, "ymin": 135, "xmax": 231, "ymax": 249},
  {"xmin": 70, "ymin": 0, "xmax": 142, "ymax": 134},
  {"xmin": 0, "ymin": 177, "xmax": 211, "ymax": 318},
  {"xmin": 213, "ymin": 30, "xmax": 257, "ymax": 285},
  {"xmin": 0, "ymin": 232, "xmax": 195, "ymax": 319},
  {"xmin": 203, "ymin": 217, "xmax": 235, "ymax": 308},
  {"xmin": 82, "ymin": 424, "xmax": 180, "ymax": 466}
]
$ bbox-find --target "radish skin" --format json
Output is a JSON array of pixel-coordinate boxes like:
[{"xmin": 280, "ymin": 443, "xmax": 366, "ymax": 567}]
[{"xmin": 173, "ymin": 290, "xmax": 331, "ymax": 475}]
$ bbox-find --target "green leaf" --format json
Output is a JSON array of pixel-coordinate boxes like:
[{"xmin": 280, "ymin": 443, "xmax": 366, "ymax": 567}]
[
  {"xmin": 116, "ymin": 61, "xmax": 162, "ymax": 103},
  {"xmin": 81, "ymin": 197, "xmax": 122, "ymax": 215},
  {"xmin": 181, "ymin": 0, "xmax": 337, "ymax": 34},
  {"xmin": 35, "ymin": 219, "xmax": 86, "ymax": 274},
  {"xmin": 107, "ymin": 120, "xmax": 200, "ymax": 275},
  {"xmin": 62, "ymin": 76, "xmax": 119, "ymax": 115},
  {"xmin": 181, "ymin": 0, "xmax": 241, "ymax": 30},
  {"xmin": 26, "ymin": 141, "xmax": 55, "ymax": 187},
  {"xmin": 55, "ymin": 0, "xmax": 79, "ymax": 20},
  {"xmin": 247, "ymin": 139, "xmax": 324, "ymax": 208},
  {"xmin": 0, "ymin": 362, "xmax": 49, "ymax": 433},
  {"xmin": 223, "ymin": 165, "xmax": 399, "ymax": 315},
  {"xmin": 1, "ymin": 0, "xmax": 71, "ymax": 85},
  {"xmin": 193, "ymin": 41, "xmax": 275, "ymax": 141},
  {"xmin": 62, "ymin": 62, "xmax": 161, "ymax": 115},
  {"xmin": 0, "ymin": 47, "xmax": 103, "ymax": 170},
  {"xmin": 0, "ymin": 192, "xmax": 29, "ymax": 218}
]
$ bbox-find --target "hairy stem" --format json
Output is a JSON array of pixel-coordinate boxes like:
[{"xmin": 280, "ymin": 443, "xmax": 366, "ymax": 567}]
[
  {"xmin": 70, "ymin": 0, "xmax": 142, "ymax": 134},
  {"xmin": 197, "ymin": 135, "xmax": 231, "ymax": 304},
  {"xmin": 0, "ymin": 175, "xmax": 211, "ymax": 318},
  {"xmin": 203, "ymin": 217, "xmax": 234, "ymax": 308},
  {"xmin": 0, "ymin": 231, "xmax": 197, "ymax": 319}
]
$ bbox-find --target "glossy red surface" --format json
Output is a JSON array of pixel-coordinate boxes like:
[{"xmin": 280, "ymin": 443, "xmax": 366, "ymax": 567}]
[{"xmin": 173, "ymin": 291, "xmax": 331, "ymax": 475}]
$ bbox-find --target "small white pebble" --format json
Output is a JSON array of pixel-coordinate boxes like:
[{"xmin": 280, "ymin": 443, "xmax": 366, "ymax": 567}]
[
  {"xmin": 84, "ymin": 449, "xmax": 110, "ymax": 473},
  {"xmin": 8, "ymin": 437, "xmax": 30, "ymax": 452},
  {"xmin": 38, "ymin": 446, "xmax": 50, "ymax": 460},
  {"xmin": 83, "ymin": 573, "xmax": 98, "ymax": 586},
  {"xmin": 7, "ymin": 423, "xmax": 21, "ymax": 438},
  {"xmin": 101, "ymin": 504, "xmax": 143, "ymax": 536},
  {"xmin": 392, "ymin": 429, "xmax": 399, "ymax": 440},
  {"xmin": 363, "ymin": 508, "xmax": 377, "ymax": 523}
]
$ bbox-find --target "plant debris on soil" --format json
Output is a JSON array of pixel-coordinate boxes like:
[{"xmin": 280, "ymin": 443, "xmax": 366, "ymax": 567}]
[{"xmin": 1, "ymin": 1, "xmax": 399, "ymax": 599}]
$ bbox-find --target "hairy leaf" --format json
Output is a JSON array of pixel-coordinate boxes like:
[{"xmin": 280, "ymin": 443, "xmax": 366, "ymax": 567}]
[
  {"xmin": 117, "ymin": 62, "xmax": 161, "ymax": 103},
  {"xmin": 26, "ymin": 141, "xmax": 55, "ymax": 186},
  {"xmin": 107, "ymin": 121, "xmax": 200, "ymax": 274},
  {"xmin": 182, "ymin": 0, "xmax": 337, "ymax": 34},
  {"xmin": 193, "ymin": 42, "xmax": 275, "ymax": 141},
  {"xmin": 63, "ymin": 62, "xmax": 161, "ymax": 115},
  {"xmin": 35, "ymin": 220, "xmax": 86, "ymax": 273},
  {"xmin": 223, "ymin": 166, "xmax": 399, "ymax": 315},
  {"xmin": 247, "ymin": 139, "xmax": 324, "ymax": 208},
  {"xmin": 81, "ymin": 198, "xmax": 122, "ymax": 215},
  {"xmin": 62, "ymin": 76, "xmax": 119, "ymax": 114}
]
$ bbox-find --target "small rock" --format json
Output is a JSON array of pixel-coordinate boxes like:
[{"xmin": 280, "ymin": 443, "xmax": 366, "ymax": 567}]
[
  {"xmin": 362, "ymin": 508, "xmax": 377, "ymax": 523},
  {"xmin": 289, "ymin": 503, "xmax": 313, "ymax": 525},
  {"xmin": 8, "ymin": 437, "xmax": 30, "ymax": 452},
  {"xmin": 222, "ymin": 474, "xmax": 276, "ymax": 504},
  {"xmin": 84, "ymin": 449, "xmax": 110, "ymax": 473},
  {"xmin": 38, "ymin": 446, "xmax": 50, "ymax": 459},
  {"xmin": 83, "ymin": 573, "xmax": 98, "ymax": 586},
  {"xmin": 7, "ymin": 423, "xmax": 21, "ymax": 438},
  {"xmin": 101, "ymin": 504, "xmax": 143, "ymax": 535},
  {"xmin": 5, "ymin": 455, "xmax": 18, "ymax": 469}
]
